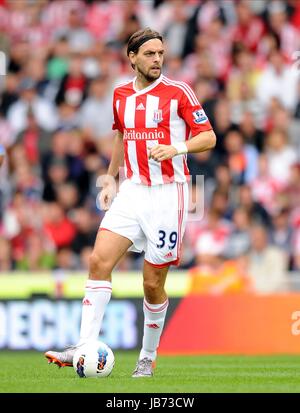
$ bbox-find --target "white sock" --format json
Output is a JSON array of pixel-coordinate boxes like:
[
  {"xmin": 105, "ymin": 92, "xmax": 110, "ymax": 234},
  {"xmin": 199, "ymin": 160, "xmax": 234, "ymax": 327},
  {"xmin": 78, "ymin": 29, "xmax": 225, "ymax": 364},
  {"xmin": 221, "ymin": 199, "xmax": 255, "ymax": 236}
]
[
  {"xmin": 139, "ymin": 298, "xmax": 169, "ymax": 361},
  {"xmin": 77, "ymin": 279, "xmax": 112, "ymax": 345}
]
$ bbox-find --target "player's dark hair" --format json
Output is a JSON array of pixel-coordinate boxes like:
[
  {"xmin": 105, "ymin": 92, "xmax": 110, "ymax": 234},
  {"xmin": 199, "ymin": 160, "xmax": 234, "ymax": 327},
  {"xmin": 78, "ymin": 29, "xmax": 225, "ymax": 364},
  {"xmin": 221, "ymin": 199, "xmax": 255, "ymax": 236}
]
[{"xmin": 127, "ymin": 28, "xmax": 163, "ymax": 69}]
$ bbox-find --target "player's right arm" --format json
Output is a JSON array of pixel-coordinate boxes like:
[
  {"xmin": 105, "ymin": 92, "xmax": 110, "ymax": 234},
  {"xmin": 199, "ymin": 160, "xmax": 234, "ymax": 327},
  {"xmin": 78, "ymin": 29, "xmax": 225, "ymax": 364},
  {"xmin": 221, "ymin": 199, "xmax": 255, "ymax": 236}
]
[
  {"xmin": 106, "ymin": 130, "xmax": 124, "ymax": 179},
  {"xmin": 100, "ymin": 131, "xmax": 124, "ymax": 211}
]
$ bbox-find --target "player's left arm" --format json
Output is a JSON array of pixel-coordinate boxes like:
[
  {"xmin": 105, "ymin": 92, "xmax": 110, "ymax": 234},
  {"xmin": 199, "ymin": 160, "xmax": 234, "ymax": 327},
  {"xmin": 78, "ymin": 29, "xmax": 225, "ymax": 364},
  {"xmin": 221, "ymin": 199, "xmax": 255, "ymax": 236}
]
[
  {"xmin": 149, "ymin": 88, "xmax": 216, "ymax": 162},
  {"xmin": 185, "ymin": 129, "xmax": 216, "ymax": 153},
  {"xmin": 148, "ymin": 130, "xmax": 216, "ymax": 161}
]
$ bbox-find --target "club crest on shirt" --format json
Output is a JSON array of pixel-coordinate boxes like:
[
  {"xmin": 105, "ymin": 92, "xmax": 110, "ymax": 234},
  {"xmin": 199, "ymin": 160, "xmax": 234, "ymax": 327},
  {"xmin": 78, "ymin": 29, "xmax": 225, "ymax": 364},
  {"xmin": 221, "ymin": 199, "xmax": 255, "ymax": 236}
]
[
  {"xmin": 192, "ymin": 109, "xmax": 208, "ymax": 124},
  {"xmin": 153, "ymin": 109, "xmax": 163, "ymax": 123}
]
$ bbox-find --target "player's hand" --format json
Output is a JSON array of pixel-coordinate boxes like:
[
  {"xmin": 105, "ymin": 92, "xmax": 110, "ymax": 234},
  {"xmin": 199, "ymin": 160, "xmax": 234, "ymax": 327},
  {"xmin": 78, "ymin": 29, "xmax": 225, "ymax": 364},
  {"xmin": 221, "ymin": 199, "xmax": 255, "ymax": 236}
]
[
  {"xmin": 99, "ymin": 183, "xmax": 116, "ymax": 211},
  {"xmin": 148, "ymin": 144, "xmax": 178, "ymax": 162}
]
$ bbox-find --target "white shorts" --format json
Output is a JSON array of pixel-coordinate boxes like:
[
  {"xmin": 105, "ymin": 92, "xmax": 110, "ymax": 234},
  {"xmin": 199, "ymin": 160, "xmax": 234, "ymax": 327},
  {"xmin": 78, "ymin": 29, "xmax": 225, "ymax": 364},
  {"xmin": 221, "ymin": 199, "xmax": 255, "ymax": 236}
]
[{"xmin": 99, "ymin": 179, "xmax": 188, "ymax": 267}]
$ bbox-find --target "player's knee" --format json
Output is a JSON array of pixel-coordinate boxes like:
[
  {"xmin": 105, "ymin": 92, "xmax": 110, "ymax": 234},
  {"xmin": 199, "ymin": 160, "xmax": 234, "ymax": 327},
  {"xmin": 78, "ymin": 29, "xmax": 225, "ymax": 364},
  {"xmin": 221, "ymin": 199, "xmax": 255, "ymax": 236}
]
[
  {"xmin": 143, "ymin": 278, "xmax": 162, "ymax": 297},
  {"xmin": 89, "ymin": 251, "xmax": 113, "ymax": 276}
]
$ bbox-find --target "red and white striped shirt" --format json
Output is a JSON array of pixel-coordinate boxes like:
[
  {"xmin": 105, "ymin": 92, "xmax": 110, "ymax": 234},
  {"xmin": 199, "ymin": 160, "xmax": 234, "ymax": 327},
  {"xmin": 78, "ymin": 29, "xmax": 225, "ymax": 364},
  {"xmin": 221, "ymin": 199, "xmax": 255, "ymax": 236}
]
[{"xmin": 112, "ymin": 74, "xmax": 212, "ymax": 186}]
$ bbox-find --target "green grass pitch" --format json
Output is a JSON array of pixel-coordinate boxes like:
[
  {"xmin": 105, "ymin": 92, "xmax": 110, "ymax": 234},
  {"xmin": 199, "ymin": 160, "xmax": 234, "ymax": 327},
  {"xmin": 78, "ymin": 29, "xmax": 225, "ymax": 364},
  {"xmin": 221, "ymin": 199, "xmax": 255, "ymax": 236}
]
[{"xmin": 0, "ymin": 351, "xmax": 300, "ymax": 393}]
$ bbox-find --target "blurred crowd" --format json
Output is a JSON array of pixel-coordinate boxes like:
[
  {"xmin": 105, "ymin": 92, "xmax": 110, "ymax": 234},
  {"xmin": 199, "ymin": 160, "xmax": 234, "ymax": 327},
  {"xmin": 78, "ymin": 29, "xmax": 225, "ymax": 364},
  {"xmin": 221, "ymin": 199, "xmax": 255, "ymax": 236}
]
[{"xmin": 0, "ymin": 0, "xmax": 300, "ymax": 294}]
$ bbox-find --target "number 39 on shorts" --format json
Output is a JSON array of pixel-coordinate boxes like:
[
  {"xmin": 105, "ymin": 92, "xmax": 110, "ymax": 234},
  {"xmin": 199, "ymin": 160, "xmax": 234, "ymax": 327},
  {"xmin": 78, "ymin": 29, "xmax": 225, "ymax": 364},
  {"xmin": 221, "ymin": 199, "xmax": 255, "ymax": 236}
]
[{"xmin": 156, "ymin": 230, "xmax": 178, "ymax": 250}]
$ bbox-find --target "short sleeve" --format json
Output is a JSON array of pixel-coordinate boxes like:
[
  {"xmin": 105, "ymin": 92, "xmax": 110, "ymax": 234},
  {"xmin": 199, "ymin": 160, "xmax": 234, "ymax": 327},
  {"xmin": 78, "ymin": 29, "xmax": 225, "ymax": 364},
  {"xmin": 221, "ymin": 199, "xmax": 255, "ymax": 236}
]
[
  {"xmin": 178, "ymin": 83, "xmax": 212, "ymax": 137},
  {"xmin": 112, "ymin": 90, "xmax": 123, "ymax": 133}
]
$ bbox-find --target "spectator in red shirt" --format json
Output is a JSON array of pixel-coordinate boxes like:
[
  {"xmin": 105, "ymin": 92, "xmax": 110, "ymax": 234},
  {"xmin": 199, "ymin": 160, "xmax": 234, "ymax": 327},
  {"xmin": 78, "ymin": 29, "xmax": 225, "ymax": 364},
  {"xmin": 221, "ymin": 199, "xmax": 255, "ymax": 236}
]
[
  {"xmin": 43, "ymin": 202, "xmax": 77, "ymax": 249},
  {"xmin": 231, "ymin": 0, "xmax": 265, "ymax": 53}
]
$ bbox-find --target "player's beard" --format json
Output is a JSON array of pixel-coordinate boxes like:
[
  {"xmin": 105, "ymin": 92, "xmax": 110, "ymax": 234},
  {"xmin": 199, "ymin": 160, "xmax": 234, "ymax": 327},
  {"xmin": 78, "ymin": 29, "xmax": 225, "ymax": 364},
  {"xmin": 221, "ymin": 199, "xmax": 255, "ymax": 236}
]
[{"xmin": 137, "ymin": 65, "xmax": 161, "ymax": 83}]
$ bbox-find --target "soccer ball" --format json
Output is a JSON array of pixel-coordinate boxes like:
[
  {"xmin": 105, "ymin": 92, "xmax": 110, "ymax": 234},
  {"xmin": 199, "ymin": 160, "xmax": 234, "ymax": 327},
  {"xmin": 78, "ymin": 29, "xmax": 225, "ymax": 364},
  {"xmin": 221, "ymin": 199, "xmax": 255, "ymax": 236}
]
[{"xmin": 73, "ymin": 340, "xmax": 115, "ymax": 378}]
